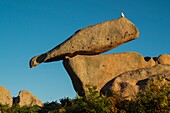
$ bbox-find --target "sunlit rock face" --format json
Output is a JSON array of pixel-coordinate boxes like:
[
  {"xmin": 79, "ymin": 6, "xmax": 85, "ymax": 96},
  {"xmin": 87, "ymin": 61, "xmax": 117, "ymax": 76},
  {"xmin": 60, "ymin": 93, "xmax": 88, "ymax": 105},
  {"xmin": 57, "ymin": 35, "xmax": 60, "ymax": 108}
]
[
  {"xmin": 103, "ymin": 64, "xmax": 170, "ymax": 100},
  {"xmin": 13, "ymin": 90, "xmax": 43, "ymax": 107},
  {"xmin": 63, "ymin": 52, "xmax": 154, "ymax": 96},
  {"xmin": 0, "ymin": 86, "xmax": 13, "ymax": 106},
  {"xmin": 30, "ymin": 17, "xmax": 139, "ymax": 68}
]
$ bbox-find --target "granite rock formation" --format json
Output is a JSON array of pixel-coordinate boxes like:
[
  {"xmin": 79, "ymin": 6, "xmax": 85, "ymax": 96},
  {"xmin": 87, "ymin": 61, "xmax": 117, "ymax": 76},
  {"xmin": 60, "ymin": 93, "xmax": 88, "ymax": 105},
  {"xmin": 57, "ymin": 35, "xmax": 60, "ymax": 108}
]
[
  {"xmin": 157, "ymin": 54, "xmax": 170, "ymax": 64},
  {"xmin": 0, "ymin": 86, "xmax": 13, "ymax": 106},
  {"xmin": 0, "ymin": 87, "xmax": 43, "ymax": 107},
  {"xmin": 29, "ymin": 15, "xmax": 169, "ymax": 101},
  {"xmin": 64, "ymin": 52, "xmax": 170, "ymax": 99},
  {"xmin": 63, "ymin": 52, "xmax": 154, "ymax": 96},
  {"xmin": 13, "ymin": 90, "xmax": 43, "ymax": 107},
  {"xmin": 30, "ymin": 17, "xmax": 139, "ymax": 68},
  {"xmin": 102, "ymin": 64, "xmax": 170, "ymax": 100}
]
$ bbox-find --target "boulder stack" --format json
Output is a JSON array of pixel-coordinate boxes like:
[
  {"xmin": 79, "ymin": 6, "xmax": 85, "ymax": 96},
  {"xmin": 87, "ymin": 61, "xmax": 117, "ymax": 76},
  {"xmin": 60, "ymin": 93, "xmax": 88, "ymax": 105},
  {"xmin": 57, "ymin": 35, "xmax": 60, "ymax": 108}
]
[
  {"xmin": 29, "ymin": 16, "xmax": 170, "ymax": 100},
  {"xmin": 61, "ymin": 18, "xmax": 170, "ymax": 99}
]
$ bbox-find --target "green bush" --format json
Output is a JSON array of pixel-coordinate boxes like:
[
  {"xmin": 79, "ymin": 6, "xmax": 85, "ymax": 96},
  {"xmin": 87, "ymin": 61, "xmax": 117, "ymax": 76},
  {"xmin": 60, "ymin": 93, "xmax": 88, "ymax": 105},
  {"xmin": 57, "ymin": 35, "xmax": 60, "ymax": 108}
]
[
  {"xmin": 62, "ymin": 85, "xmax": 115, "ymax": 113},
  {"xmin": 0, "ymin": 104, "xmax": 40, "ymax": 113},
  {"xmin": 115, "ymin": 82, "xmax": 170, "ymax": 113}
]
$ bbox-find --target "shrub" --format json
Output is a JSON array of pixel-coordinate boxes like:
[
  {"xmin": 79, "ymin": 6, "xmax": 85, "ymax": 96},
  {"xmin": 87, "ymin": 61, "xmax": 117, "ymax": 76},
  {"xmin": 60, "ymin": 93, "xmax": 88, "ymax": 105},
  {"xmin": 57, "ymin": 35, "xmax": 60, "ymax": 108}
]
[
  {"xmin": 115, "ymin": 80, "xmax": 170, "ymax": 113},
  {"xmin": 0, "ymin": 104, "xmax": 40, "ymax": 113},
  {"xmin": 62, "ymin": 85, "xmax": 115, "ymax": 113}
]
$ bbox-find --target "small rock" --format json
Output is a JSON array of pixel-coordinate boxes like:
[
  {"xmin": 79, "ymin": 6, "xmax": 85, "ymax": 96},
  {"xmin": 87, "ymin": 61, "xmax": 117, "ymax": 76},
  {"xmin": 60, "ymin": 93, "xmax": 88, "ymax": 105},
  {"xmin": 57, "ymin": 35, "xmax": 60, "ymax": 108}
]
[
  {"xmin": 157, "ymin": 54, "xmax": 170, "ymax": 64},
  {"xmin": 144, "ymin": 57, "xmax": 156, "ymax": 67},
  {"xmin": 14, "ymin": 90, "xmax": 43, "ymax": 107}
]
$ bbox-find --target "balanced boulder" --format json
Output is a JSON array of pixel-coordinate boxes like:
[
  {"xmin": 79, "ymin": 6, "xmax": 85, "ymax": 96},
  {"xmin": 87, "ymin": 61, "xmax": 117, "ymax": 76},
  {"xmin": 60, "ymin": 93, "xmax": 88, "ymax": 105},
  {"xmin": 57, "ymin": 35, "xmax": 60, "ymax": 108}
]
[{"xmin": 30, "ymin": 17, "xmax": 139, "ymax": 68}]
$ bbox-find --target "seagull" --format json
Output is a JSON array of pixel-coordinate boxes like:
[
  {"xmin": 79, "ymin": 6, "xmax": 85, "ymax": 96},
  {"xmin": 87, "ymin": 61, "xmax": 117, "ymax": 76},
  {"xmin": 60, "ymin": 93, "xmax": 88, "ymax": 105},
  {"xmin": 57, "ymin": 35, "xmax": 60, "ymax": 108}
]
[{"xmin": 121, "ymin": 12, "xmax": 125, "ymax": 18}]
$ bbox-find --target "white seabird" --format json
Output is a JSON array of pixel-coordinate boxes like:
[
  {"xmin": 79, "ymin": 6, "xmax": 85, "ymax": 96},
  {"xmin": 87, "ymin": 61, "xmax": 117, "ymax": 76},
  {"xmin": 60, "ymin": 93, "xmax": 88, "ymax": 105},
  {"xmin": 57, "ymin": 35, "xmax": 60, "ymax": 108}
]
[{"xmin": 121, "ymin": 12, "xmax": 125, "ymax": 18}]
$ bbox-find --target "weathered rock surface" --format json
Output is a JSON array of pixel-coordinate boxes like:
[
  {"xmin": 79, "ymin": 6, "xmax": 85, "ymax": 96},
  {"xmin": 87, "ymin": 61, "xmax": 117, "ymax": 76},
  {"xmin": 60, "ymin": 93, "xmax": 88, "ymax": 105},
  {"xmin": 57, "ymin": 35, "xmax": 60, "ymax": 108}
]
[
  {"xmin": 30, "ymin": 17, "xmax": 139, "ymax": 68},
  {"xmin": 13, "ymin": 90, "xmax": 43, "ymax": 107},
  {"xmin": 157, "ymin": 54, "xmax": 170, "ymax": 64},
  {"xmin": 0, "ymin": 86, "xmax": 13, "ymax": 106},
  {"xmin": 63, "ymin": 52, "xmax": 154, "ymax": 96},
  {"xmin": 102, "ymin": 64, "xmax": 170, "ymax": 100}
]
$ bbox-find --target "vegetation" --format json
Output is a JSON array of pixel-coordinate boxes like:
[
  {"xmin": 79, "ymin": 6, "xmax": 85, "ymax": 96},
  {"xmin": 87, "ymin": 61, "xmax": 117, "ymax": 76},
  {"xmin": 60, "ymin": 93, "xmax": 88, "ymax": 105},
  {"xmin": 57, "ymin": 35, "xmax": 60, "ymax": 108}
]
[
  {"xmin": 0, "ymin": 104, "xmax": 40, "ymax": 113},
  {"xmin": 0, "ymin": 83, "xmax": 169, "ymax": 113}
]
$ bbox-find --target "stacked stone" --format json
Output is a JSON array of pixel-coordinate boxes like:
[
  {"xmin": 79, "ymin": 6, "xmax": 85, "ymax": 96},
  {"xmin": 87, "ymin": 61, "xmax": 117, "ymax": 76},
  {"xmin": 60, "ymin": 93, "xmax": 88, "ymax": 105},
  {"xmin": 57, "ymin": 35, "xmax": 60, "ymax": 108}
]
[{"xmin": 29, "ymin": 17, "xmax": 170, "ymax": 100}]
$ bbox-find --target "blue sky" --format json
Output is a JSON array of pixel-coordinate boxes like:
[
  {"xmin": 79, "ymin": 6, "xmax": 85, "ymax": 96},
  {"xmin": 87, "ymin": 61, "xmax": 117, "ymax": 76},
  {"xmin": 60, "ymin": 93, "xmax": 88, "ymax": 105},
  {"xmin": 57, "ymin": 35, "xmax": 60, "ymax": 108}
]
[{"xmin": 0, "ymin": 0, "xmax": 170, "ymax": 102}]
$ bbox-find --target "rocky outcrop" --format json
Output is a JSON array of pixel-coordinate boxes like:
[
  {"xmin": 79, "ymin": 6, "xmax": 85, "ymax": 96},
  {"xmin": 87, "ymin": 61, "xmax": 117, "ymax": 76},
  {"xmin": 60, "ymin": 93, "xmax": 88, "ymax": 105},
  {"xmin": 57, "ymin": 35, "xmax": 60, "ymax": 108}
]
[
  {"xmin": 27, "ymin": 13, "xmax": 170, "ymax": 103},
  {"xmin": 13, "ymin": 90, "xmax": 43, "ymax": 107},
  {"xmin": 0, "ymin": 87, "xmax": 43, "ymax": 107},
  {"xmin": 0, "ymin": 86, "xmax": 13, "ymax": 106},
  {"xmin": 63, "ymin": 52, "xmax": 170, "ymax": 97},
  {"xmin": 102, "ymin": 64, "xmax": 170, "ymax": 100},
  {"xmin": 30, "ymin": 17, "xmax": 139, "ymax": 68},
  {"xmin": 63, "ymin": 52, "xmax": 155, "ymax": 96}
]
